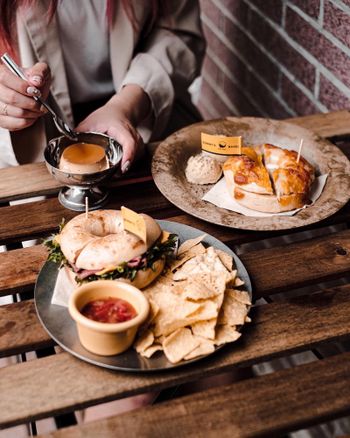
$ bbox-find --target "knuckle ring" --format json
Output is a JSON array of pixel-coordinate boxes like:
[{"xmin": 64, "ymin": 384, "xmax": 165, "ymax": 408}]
[{"xmin": 0, "ymin": 103, "xmax": 8, "ymax": 116}]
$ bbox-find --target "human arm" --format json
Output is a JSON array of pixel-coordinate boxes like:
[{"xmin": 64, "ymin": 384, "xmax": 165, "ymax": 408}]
[
  {"xmin": 119, "ymin": 0, "xmax": 205, "ymax": 139},
  {"xmin": 77, "ymin": 0, "xmax": 204, "ymax": 171}
]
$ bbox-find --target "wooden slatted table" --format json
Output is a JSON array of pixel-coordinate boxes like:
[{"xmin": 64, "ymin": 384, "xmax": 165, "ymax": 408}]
[{"xmin": 1, "ymin": 110, "xmax": 350, "ymax": 437}]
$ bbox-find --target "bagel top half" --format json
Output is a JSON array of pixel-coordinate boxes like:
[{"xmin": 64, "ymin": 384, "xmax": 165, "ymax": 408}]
[{"xmin": 57, "ymin": 210, "xmax": 162, "ymax": 271}]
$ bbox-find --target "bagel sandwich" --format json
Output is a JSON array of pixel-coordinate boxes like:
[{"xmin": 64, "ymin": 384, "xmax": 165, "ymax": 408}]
[
  {"xmin": 44, "ymin": 210, "xmax": 177, "ymax": 289},
  {"xmin": 223, "ymin": 144, "xmax": 315, "ymax": 213}
]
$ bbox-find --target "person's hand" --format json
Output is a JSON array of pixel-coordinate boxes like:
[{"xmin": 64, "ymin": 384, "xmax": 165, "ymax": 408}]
[
  {"xmin": 76, "ymin": 101, "xmax": 143, "ymax": 173},
  {"xmin": 0, "ymin": 62, "xmax": 51, "ymax": 131},
  {"xmin": 76, "ymin": 85, "xmax": 151, "ymax": 173}
]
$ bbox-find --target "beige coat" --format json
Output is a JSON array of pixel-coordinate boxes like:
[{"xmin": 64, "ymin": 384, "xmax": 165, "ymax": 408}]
[{"xmin": 0, "ymin": 0, "xmax": 204, "ymax": 167}]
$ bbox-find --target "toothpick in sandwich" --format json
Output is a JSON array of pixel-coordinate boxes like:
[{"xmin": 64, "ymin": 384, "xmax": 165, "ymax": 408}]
[{"xmin": 297, "ymin": 139, "xmax": 303, "ymax": 163}]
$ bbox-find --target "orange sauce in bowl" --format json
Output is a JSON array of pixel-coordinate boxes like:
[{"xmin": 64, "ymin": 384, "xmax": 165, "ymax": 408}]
[{"xmin": 59, "ymin": 143, "xmax": 109, "ymax": 174}]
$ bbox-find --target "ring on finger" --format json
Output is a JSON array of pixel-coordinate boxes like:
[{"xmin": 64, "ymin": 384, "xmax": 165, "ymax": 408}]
[{"xmin": 0, "ymin": 103, "xmax": 8, "ymax": 116}]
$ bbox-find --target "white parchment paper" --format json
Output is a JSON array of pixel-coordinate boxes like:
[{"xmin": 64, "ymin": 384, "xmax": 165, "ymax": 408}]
[{"xmin": 202, "ymin": 174, "xmax": 328, "ymax": 218}]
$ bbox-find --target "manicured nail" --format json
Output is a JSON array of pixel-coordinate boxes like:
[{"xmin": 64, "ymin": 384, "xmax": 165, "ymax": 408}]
[
  {"xmin": 121, "ymin": 160, "xmax": 131, "ymax": 174},
  {"xmin": 27, "ymin": 86, "xmax": 41, "ymax": 97},
  {"xmin": 31, "ymin": 75, "xmax": 42, "ymax": 86}
]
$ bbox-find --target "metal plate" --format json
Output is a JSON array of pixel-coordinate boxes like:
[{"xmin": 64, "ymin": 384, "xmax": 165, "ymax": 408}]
[
  {"xmin": 152, "ymin": 117, "xmax": 350, "ymax": 231},
  {"xmin": 35, "ymin": 220, "xmax": 252, "ymax": 372}
]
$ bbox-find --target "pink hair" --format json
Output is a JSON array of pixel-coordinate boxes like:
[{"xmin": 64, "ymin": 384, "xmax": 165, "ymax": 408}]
[{"xmin": 0, "ymin": 0, "xmax": 161, "ymax": 58}]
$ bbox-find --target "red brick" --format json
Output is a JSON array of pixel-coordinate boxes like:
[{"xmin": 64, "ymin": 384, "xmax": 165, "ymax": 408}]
[
  {"xmin": 319, "ymin": 75, "xmax": 350, "ymax": 110},
  {"xmin": 201, "ymin": 56, "xmax": 263, "ymax": 117},
  {"xmin": 201, "ymin": 48, "xmax": 292, "ymax": 119},
  {"xmin": 201, "ymin": 19, "xmax": 279, "ymax": 90},
  {"xmin": 201, "ymin": 25, "xmax": 244, "ymax": 84},
  {"xmin": 285, "ymin": 7, "xmax": 350, "ymax": 89},
  {"xmin": 249, "ymin": 0, "xmax": 283, "ymax": 24},
  {"xmin": 249, "ymin": 9, "xmax": 316, "ymax": 90},
  {"xmin": 200, "ymin": 2, "xmax": 225, "ymax": 37},
  {"xmin": 200, "ymin": 0, "xmax": 251, "ymax": 28},
  {"xmin": 324, "ymin": 1, "xmax": 350, "ymax": 49},
  {"xmin": 203, "ymin": 48, "xmax": 291, "ymax": 119},
  {"xmin": 281, "ymin": 75, "xmax": 319, "ymax": 115},
  {"xmin": 198, "ymin": 76, "xmax": 237, "ymax": 119},
  {"xmin": 205, "ymin": 47, "xmax": 291, "ymax": 118},
  {"xmin": 244, "ymin": 70, "xmax": 291, "ymax": 119},
  {"xmin": 291, "ymin": 0, "xmax": 320, "ymax": 19}
]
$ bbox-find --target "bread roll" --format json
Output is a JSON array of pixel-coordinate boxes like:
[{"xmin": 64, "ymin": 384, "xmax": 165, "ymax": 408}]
[{"xmin": 223, "ymin": 144, "xmax": 315, "ymax": 213}]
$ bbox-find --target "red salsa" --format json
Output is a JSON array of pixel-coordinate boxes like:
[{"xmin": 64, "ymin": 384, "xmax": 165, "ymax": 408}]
[{"xmin": 81, "ymin": 297, "xmax": 137, "ymax": 323}]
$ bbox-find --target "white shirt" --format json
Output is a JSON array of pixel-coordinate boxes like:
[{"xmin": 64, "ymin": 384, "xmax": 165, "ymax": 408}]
[{"xmin": 56, "ymin": 0, "xmax": 115, "ymax": 104}]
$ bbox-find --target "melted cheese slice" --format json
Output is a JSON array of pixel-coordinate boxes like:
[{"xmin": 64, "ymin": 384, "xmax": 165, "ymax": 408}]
[{"xmin": 223, "ymin": 147, "xmax": 273, "ymax": 195}]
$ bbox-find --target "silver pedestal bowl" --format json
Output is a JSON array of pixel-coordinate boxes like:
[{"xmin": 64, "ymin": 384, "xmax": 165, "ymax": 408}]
[{"xmin": 44, "ymin": 132, "xmax": 123, "ymax": 211}]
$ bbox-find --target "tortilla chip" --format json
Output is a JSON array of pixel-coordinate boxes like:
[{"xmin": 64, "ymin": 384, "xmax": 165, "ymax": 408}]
[
  {"xmin": 191, "ymin": 318, "xmax": 216, "ymax": 340},
  {"xmin": 163, "ymin": 328, "xmax": 201, "ymax": 363},
  {"xmin": 214, "ymin": 249, "xmax": 234, "ymax": 272},
  {"xmin": 173, "ymin": 277, "xmax": 221, "ymax": 301},
  {"xmin": 152, "ymin": 292, "xmax": 202, "ymax": 337},
  {"xmin": 234, "ymin": 277, "xmax": 245, "ymax": 287},
  {"xmin": 134, "ymin": 330, "xmax": 154, "ymax": 353},
  {"xmin": 227, "ymin": 289, "xmax": 252, "ymax": 305},
  {"xmin": 218, "ymin": 291, "xmax": 249, "ymax": 326},
  {"xmin": 140, "ymin": 344, "xmax": 163, "ymax": 358},
  {"xmin": 184, "ymin": 338, "xmax": 215, "ymax": 360},
  {"xmin": 214, "ymin": 325, "xmax": 241, "ymax": 346},
  {"xmin": 173, "ymin": 247, "xmax": 230, "ymax": 281},
  {"xmin": 136, "ymin": 238, "xmax": 252, "ymax": 364},
  {"xmin": 177, "ymin": 235, "xmax": 206, "ymax": 256},
  {"xmin": 170, "ymin": 243, "xmax": 206, "ymax": 272}
]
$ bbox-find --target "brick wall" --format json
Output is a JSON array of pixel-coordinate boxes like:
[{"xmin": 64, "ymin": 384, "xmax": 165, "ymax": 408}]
[{"xmin": 198, "ymin": 0, "xmax": 350, "ymax": 119}]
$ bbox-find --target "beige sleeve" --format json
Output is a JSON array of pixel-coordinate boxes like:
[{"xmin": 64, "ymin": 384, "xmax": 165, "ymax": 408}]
[{"xmin": 120, "ymin": 0, "xmax": 205, "ymax": 140}]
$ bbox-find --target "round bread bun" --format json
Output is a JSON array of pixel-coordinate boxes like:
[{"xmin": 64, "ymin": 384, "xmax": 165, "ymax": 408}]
[
  {"xmin": 233, "ymin": 186, "xmax": 307, "ymax": 213},
  {"xmin": 58, "ymin": 210, "xmax": 162, "ymax": 270}
]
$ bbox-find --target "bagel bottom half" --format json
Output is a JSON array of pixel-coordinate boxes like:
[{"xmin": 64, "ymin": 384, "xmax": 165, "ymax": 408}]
[
  {"xmin": 117, "ymin": 258, "xmax": 166, "ymax": 289},
  {"xmin": 233, "ymin": 186, "xmax": 308, "ymax": 213}
]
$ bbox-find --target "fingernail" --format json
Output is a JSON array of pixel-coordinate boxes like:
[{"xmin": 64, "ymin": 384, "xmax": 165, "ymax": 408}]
[
  {"xmin": 121, "ymin": 160, "xmax": 131, "ymax": 174},
  {"xmin": 31, "ymin": 75, "xmax": 42, "ymax": 86},
  {"xmin": 40, "ymin": 104, "xmax": 48, "ymax": 113},
  {"xmin": 27, "ymin": 86, "xmax": 41, "ymax": 97}
]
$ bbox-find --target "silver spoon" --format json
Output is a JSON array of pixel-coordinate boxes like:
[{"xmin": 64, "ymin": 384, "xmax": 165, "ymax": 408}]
[{"xmin": 1, "ymin": 53, "xmax": 77, "ymax": 141}]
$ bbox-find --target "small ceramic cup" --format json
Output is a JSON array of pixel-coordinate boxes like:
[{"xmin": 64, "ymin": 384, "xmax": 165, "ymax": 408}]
[{"xmin": 68, "ymin": 280, "xmax": 150, "ymax": 356}]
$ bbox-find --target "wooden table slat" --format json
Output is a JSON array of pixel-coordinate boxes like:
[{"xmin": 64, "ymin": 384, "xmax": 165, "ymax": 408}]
[
  {"xmin": 2, "ymin": 226, "xmax": 350, "ymax": 298},
  {"xmin": 0, "ymin": 152, "xmax": 154, "ymax": 204},
  {"xmin": 287, "ymin": 109, "xmax": 350, "ymax": 138},
  {"xmin": 0, "ymin": 181, "xmax": 180, "ymax": 245},
  {"xmin": 2, "ymin": 188, "xmax": 350, "ymax": 248},
  {"xmin": 1, "ymin": 286, "xmax": 350, "ymax": 427},
  {"xmin": 40, "ymin": 351, "xmax": 350, "ymax": 438},
  {"xmin": 0, "ymin": 300, "xmax": 53, "ymax": 357}
]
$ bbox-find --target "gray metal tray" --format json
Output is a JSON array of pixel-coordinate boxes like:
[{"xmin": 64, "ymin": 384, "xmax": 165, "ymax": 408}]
[{"xmin": 35, "ymin": 220, "xmax": 252, "ymax": 372}]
